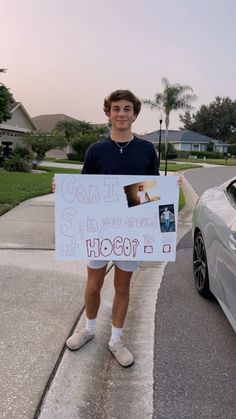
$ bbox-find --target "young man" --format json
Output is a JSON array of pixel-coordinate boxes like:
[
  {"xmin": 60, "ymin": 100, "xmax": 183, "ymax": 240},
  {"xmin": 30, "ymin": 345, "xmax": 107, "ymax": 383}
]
[
  {"xmin": 163, "ymin": 206, "xmax": 174, "ymax": 232},
  {"xmin": 137, "ymin": 185, "xmax": 151, "ymax": 204},
  {"xmin": 65, "ymin": 90, "xmax": 159, "ymax": 367}
]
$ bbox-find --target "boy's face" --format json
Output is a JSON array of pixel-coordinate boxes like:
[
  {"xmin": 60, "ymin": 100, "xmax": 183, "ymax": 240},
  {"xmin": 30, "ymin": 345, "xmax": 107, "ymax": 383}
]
[{"xmin": 107, "ymin": 99, "xmax": 136, "ymax": 132}]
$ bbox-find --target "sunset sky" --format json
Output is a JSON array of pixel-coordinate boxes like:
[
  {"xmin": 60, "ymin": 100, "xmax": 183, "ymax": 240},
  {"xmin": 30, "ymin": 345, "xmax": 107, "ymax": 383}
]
[{"xmin": 1, "ymin": 0, "xmax": 236, "ymax": 134}]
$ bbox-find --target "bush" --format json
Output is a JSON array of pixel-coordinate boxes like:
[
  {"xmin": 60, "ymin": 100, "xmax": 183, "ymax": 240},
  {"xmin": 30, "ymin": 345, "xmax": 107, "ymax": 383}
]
[
  {"xmin": 13, "ymin": 146, "xmax": 34, "ymax": 161},
  {"xmin": 70, "ymin": 134, "xmax": 98, "ymax": 161},
  {"xmin": 67, "ymin": 152, "xmax": 80, "ymax": 160},
  {"xmin": 3, "ymin": 155, "xmax": 32, "ymax": 172},
  {"xmin": 167, "ymin": 150, "xmax": 178, "ymax": 160},
  {"xmin": 228, "ymin": 144, "xmax": 236, "ymax": 155},
  {"xmin": 175, "ymin": 150, "xmax": 224, "ymax": 159},
  {"xmin": 155, "ymin": 143, "xmax": 178, "ymax": 160}
]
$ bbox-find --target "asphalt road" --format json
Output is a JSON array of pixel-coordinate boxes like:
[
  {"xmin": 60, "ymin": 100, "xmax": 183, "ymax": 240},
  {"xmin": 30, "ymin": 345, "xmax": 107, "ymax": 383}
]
[
  {"xmin": 184, "ymin": 166, "xmax": 236, "ymax": 196},
  {"xmin": 153, "ymin": 166, "xmax": 236, "ymax": 419}
]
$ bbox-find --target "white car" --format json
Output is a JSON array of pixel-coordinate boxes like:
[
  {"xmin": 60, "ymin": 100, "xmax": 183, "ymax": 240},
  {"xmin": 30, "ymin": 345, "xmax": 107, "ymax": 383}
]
[{"xmin": 192, "ymin": 176, "xmax": 236, "ymax": 332}]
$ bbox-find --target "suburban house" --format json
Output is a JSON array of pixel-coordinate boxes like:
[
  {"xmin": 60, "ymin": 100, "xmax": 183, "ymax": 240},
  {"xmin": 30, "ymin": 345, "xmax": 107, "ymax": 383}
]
[
  {"xmin": 31, "ymin": 113, "xmax": 78, "ymax": 131},
  {"xmin": 31, "ymin": 114, "xmax": 108, "ymax": 157},
  {"xmin": 140, "ymin": 129, "xmax": 229, "ymax": 154},
  {"xmin": 0, "ymin": 97, "xmax": 37, "ymax": 149},
  {"xmin": 2, "ymin": 98, "xmax": 229, "ymax": 158}
]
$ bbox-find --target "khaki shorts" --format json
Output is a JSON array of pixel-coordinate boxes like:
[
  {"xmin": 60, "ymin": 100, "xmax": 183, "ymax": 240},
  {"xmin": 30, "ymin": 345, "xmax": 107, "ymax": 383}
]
[{"xmin": 87, "ymin": 260, "xmax": 139, "ymax": 272}]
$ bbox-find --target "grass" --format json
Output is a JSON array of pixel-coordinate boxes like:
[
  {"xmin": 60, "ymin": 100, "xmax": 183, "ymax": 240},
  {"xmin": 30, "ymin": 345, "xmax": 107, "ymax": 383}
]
[
  {"xmin": 48, "ymin": 157, "xmax": 201, "ymax": 170},
  {"xmin": 0, "ymin": 162, "xmax": 191, "ymax": 216},
  {"xmin": 159, "ymin": 162, "xmax": 201, "ymax": 171},
  {"xmin": 178, "ymin": 188, "xmax": 185, "ymax": 211},
  {"xmin": 0, "ymin": 167, "xmax": 81, "ymax": 216},
  {"xmin": 177, "ymin": 158, "xmax": 236, "ymax": 166},
  {"xmin": 47, "ymin": 156, "xmax": 236, "ymax": 167},
  {"xmin": 45, "ymin": 157, "xmax": 83, "ymax": 164}
]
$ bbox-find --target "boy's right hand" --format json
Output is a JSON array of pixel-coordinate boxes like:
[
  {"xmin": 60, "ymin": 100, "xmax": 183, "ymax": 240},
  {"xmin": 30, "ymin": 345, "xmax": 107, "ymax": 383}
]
[{"xmin": 52, "ymin": 176, "xmax": 56, "ymax": 193}]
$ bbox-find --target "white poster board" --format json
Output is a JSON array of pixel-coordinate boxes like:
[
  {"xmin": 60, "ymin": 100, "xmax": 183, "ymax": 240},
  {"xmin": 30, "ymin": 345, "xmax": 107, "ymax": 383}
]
[{"xmin": 55, "ymin": 174, "xmax": 179, "ymax": 261}]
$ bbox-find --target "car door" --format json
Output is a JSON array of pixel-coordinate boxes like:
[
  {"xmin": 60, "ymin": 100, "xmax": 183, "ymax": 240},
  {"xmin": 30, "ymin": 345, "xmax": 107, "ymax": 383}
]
[{"xmin": 217, "ymin": 180, "xmax": 236, "ymax": 322}]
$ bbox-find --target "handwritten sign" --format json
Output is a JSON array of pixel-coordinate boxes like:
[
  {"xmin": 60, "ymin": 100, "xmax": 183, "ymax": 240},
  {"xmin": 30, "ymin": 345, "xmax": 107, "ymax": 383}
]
[{"xmin": 55, "ymin": 174, "xmax": 179, "ymax": 261}]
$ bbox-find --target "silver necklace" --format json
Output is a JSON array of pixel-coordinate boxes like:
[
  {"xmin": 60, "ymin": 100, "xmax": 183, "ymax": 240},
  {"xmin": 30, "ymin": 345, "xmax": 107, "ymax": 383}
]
[{"xmin": 112, "ymin": 136, "xmax": 134, "ymax": 154}]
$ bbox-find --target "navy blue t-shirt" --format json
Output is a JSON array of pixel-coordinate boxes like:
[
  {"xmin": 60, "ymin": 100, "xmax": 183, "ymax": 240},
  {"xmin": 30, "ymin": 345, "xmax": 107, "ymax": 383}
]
[{"xmin": 82, "ymin": 136, "xmax": 159, "ymax": 176}]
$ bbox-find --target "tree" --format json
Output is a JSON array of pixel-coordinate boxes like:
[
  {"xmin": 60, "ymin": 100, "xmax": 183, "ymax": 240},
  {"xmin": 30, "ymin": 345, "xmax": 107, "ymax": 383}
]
[
  {"xmin": 206, "ymin": 141, "xmax": 214, "ymax": 152},
  {"xmin": 143, "ymin": 78, "xmax": 196, "ymax": 172},
  {"xmin": 225, "ymin": 136, "xmax": 236, "ymax": 144},
  {"xmin": 180, "ymin": 96, "xmax": 236, "ymax": 142},
  {"xmin": 54, "ymin": 119, "xmax": 95, "ymax": 143},
  {"xmin": 22, "ymin": 131, "xmax": 67, "ymax": 166},
  {"xmin": 0, "ymin": 69, "xmax": 12, "ymax": 123},
  {"xmin": 228, "ymin": 144, "xmax": 236, "ymax": 156},
  {"xmin": 54, "ymin": 119, "xmax": 109, "ymax": 143},
  {"xmin": 54, "ymin": 119, "xmax": 109, "ymax": 157}
]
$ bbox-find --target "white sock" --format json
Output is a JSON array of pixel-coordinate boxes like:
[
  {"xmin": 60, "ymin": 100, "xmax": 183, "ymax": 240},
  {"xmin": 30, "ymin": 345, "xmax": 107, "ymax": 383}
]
[
  {"xmin": 109, "ymin": 325, "xmax": 123, "ymax": 346},
  {"xmin": 85, "ymin": 317, "xmax": 96, "ymax": 335}
]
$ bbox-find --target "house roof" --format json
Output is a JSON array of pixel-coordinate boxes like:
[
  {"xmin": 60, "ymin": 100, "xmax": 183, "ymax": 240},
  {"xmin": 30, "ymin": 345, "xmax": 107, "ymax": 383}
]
[
  {"xmin": 140, "ymin": 129, "xmax": 226, "ymax": 146},
  {"xmin": 0, "ymin": 97, "xmax": 37, "ymax": 131},
  {"xmin": 32, "ymin": 114, "xmax": 108, "ymax": 132},
  {"xmin": 32, "ymin": 114, "xmax": 78, "ymax": 131}
]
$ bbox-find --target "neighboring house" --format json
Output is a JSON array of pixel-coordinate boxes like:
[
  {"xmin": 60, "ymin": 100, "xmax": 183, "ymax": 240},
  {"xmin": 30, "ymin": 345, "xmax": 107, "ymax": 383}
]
[
  {"xmin": 140, "ymin": 129, "xmax": 229, "ymax": 154},
  {"xmin": 31, "ymin": 113, "xmax": 78, "ymax": 131},
  {"xmin": 32, "ymin": 114, "xmax": 108, "ymax": 158},
  {"xmin": 0, "ymin": 97, "xmax": 37, "ymax": 148},
  {"xmin": 32, "ymin": 114, "xmax": 107, "ymax": 132}
]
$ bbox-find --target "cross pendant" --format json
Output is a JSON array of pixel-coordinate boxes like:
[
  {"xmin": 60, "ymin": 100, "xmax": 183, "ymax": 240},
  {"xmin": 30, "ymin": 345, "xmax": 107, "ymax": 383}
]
[{"xmin": 120, "ymin": 149, "xmax": 123, "ymax": 154}]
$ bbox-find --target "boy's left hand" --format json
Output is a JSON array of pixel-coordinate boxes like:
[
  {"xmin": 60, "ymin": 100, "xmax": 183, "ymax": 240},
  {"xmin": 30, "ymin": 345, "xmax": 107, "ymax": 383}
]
[{"xmin": 177, "ymin": 176, "xmax": 183, "ymax": 187}]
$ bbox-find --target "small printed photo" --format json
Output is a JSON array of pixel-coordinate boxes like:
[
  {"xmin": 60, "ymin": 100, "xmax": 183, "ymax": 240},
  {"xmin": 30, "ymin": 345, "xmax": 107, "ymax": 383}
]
[
  {"xmin": 159, "ymin": 204, "xmax": 176, "ymax": 233},
  {"xmin": 123, "ymin": 179, "xmax": 160, "ymax": 208}
]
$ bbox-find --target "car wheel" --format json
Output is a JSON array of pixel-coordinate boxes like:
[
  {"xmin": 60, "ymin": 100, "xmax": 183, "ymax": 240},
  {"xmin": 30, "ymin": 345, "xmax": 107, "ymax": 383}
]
[{"xmin": 193, "ymin": 231, "xmax": 213, "ymax": 298}]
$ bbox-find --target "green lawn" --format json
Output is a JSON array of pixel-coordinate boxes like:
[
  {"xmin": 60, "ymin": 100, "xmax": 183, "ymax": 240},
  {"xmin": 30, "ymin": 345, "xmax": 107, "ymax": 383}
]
[
  {"xmin": 45, "ymin": 158, "xmax": 84, "ymax": 165},
  {"xmin": 48, "ymin": 156, "xmax": 236, "ymax": 167},
  {"xmin": 0, "ymin": 167, "xmax": 81, "ymax": 216},
  {"xmin": 159, "ymin": 162, "xmax": 201, "ymax": 171},
  {"xmin": 177, "ymin": 158, "xmax": 236, "ymax": 166},
  {"xmin": 0, "ymin": 163, "xmax": 189, "ymax": 216},
  {"xmin": 48, "ymin": 157, "xmax": 201, "ymax": 171},
  {"xmin": 178, "ymin": 188, "xmax": 185, "ymax": 211}
]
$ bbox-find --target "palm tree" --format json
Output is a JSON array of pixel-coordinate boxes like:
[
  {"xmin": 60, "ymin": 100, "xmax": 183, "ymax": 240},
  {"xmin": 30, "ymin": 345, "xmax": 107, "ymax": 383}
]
[{"xmin": 143, "ymin": 78, "xmax": 196, "ymax": 173}]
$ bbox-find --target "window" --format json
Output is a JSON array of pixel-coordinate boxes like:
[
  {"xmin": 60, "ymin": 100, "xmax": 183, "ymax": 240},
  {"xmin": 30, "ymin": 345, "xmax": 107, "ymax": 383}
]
[
  {"xmin": 226, "ymin": 181, "xmax": 236, "ymax": 208},
  {"xmin": 192, "ymin": 144, "xmax": 199, "ymax": 150}
]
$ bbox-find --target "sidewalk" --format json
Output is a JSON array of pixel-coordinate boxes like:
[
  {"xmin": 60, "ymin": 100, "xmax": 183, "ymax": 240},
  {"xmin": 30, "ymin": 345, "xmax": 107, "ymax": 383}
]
[
  {"xmin": 0, "ymin": 194, "xmax": 89, "ymax": 419},
  {"xmin": 0, "ymin": 169, "xmax": 197, "ymax": 419}
]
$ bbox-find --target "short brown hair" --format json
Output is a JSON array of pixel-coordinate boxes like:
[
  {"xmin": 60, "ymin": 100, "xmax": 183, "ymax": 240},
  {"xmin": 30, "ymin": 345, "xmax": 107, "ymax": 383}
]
[{"xmin": 103, "ymin": 90, "xmax": 141, "ymax": 116}]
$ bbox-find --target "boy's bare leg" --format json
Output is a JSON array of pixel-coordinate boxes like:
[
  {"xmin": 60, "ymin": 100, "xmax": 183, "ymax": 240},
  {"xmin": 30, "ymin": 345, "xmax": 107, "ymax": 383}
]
[
  {"xmin": 84, "ymin": 265, "xmax": 107, "ymax": 319},
  {"xmin": 66, "ymin": 265, "xmax": 106, "ymax": 350},
  {"xmin": 112, "ymin": 266, "xmax": 133, "ymax": 328}
]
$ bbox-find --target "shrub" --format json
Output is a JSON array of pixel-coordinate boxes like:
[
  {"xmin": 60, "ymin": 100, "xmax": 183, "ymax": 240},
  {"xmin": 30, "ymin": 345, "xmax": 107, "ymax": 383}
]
[
  {"xmin": 13, "ymin": 146, "xmax": 34, "ymax": 161},
  {"xmin": 175, "ymin": 150, "xmax": 224, "ymax": 159},
  {"xmin": 228, "ymin": 144, "xmax": 236, "ymax": 156},
  {"xmin": 155, "ymin": 143, "xmax": 177, "ymax": 160},
  {"xmin": 70, "ymin": 134, "xmax": 98, "ymax": 161},
  {"xmin": 3, "ymin": 155, "xmax": 31, "ymax": 172},
  {"xmin": 67, "ymin": 152, "xmax": 80, "ymax": 161}
]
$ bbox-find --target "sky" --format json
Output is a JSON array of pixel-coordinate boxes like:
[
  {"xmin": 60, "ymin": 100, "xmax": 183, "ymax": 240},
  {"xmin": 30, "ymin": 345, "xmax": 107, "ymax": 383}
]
[{"xmin": 1, "ymin": 0, "xmax": 236, "ymax": 134}]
